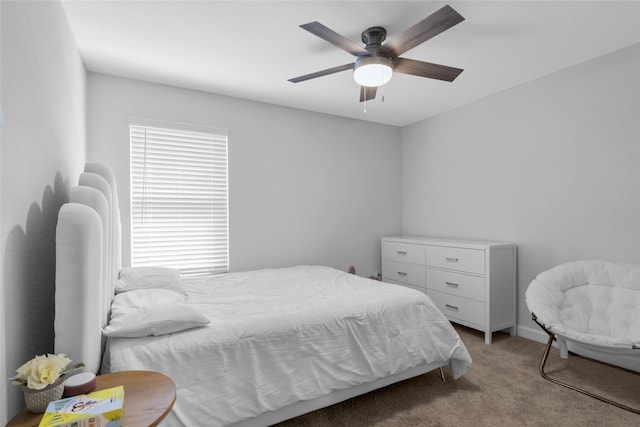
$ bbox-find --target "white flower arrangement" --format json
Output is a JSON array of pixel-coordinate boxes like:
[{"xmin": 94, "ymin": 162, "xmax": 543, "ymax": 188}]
[{"xmin": 10, "ymin": 353, "xmax": 84, "ymax": 390}]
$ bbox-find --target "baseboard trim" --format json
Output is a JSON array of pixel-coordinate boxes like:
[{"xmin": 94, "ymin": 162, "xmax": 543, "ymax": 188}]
[{"xmin": 516, "ymin": 325, "xmax": 548, "ymax": 344}]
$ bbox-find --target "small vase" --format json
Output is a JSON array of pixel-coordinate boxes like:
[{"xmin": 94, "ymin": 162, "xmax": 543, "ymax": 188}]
[{"xmin": 22, "ymin": 377, "xmax": 65, "ymax": 413}]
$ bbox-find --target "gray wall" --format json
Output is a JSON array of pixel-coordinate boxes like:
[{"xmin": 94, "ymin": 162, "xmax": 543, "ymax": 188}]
[
  {"xmin": 0, "ymin": 1, "xmax": 87, "ymax": 422},
  {"xmin": 401, "ymin": 43, "xmax": 640, "ymax": 341},
  {"xmin": 87, "ymin": 73, "xmax": 403, "ymax": 277}
]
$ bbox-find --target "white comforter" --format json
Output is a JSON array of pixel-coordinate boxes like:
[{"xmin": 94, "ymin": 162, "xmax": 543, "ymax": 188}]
[{"xmin": 105, "ymin": 265, "xmax": 472, "ymax": 426}]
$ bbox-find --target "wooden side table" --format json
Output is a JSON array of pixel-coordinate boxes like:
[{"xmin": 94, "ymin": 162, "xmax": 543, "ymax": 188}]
[{"xmin": 7, "ymin": 370, "xmax": 176, "ymax": 427}]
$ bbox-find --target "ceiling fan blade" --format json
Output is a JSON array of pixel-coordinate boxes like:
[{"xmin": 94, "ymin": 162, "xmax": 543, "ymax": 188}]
[
  {"xmin": 300, "ymin": 22, "xmax": 370, "ymax": 57},
  {"xmin": 359, "ymin": 86, "xmax": 377, "ymax": 102},
  {"xmin": 394, "ymin": 58, "xmax": 463, "ymax": 82},
  {"xmin": 379, "ymin": 5, "xmax": 464, "ymax": 57},
  {"xmin": 288, "ymin": 63, "xmax": 355, "ymax": 83}
]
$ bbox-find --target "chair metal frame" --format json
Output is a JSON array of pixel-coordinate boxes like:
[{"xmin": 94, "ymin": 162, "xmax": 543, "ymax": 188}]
[{"xmin": 531, "ymin": 312, "xmax": 640, "ymax": 414}]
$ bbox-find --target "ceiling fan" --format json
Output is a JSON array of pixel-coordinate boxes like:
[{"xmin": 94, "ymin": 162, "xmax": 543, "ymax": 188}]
[{"xmin": 288, "ymin": 4, "xmax": 465, "ymax": 102}]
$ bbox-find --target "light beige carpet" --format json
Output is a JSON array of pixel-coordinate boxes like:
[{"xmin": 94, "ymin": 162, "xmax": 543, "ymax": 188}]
[{"xmin": 275, "ymin": 325, "xmax": 639, "ymax": 426}]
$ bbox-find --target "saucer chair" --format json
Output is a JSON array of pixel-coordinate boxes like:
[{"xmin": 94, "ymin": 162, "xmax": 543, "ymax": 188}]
[{"xmin": 525, "ymin": 260, "xmax": 640, "ymax": 413}]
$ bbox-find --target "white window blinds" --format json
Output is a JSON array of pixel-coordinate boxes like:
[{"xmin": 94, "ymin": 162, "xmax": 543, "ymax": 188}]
[{"xmin": 129, "ymin": 121, "xmax": 229, "ymax": 276}]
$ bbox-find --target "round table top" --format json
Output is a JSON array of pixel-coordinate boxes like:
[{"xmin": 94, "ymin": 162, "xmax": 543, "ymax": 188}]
[{"xmin": 7, "ymin": 370, "xmax": 176, "ymax": 427}]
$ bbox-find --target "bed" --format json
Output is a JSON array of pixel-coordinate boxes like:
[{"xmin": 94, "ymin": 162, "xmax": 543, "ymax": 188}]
[{"xmin": 54, "ymin": 163, "xmax": 472, "ymax": 426}]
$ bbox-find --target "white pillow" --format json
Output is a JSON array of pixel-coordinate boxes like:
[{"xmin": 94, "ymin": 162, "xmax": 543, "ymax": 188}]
[
  {"xmin": 103, "ymin": 289, "xmax": 210, "ymax": 337},
  {"xmin": 109, "ymin": 288, "xmax": 186, "ymax": 316},
  {"xmin": 117, "ymin": 266, "xmax": 185, "ymax": 295},
  {"xmin": 103, "ymin": 304, "xmax": 210, "ymax": 338}
]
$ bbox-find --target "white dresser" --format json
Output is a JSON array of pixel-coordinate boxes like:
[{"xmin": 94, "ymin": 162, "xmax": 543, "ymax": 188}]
[{"xmin": 381, "ymin": 236, "xmax": 517, "ymax": 344}]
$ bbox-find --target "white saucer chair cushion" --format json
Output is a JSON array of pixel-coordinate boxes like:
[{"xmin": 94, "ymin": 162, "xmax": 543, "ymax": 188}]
[{"xmin": 525, "ymin": 260, "xmax": 640, "ymax": 349}]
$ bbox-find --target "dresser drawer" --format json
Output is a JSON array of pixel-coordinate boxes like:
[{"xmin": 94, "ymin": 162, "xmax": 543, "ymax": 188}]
[
  {"xmin": 426, "ymin": 268, "xmax": 485, "ymax": 302},
  {"xmin": 382, "ymin": 261, "xmax": 426, "ymax": 288},
  {"xmin": 426, "ymin": 245, "xmax": 485, "ymax": 275},
  {"xmin": 382, "ymin": 241, "xmax": 426, "ymax": 264},
  {"xmin": 427, "ymin": 290, "xmax": 485, "ymax": 326}
]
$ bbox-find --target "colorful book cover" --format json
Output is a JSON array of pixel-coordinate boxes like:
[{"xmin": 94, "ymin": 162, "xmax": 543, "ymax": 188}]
[{"xmin": 39, "ymin": 385, "xmax": 124, "ymax": 427}]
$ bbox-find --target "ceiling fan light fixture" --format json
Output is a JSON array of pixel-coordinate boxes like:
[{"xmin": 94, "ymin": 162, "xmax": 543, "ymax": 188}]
[{"xmin": 354, "ymin": 56, "xmax": 393, "ymax": 87}]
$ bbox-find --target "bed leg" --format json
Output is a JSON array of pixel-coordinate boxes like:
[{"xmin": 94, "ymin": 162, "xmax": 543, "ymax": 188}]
[
  {"xmin": 538, "ymin": 333, "xmax": 639, "ymax": 414},
  {"xmin": 439, "ymin": 367, "xmax": 445, "ymax": 382}
]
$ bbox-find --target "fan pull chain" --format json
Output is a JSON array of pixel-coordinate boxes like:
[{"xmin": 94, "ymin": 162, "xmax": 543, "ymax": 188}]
[{"xmin": 364, "ymin": 94, "xmax": 367, "ymax": 115}]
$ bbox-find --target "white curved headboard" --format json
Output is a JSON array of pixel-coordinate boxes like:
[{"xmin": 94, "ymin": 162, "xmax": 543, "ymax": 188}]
[
  {"xmin": 55, "ymin": 163, "xmax": 121, "ymax": 374},
  {"xmin": 69, "ymin": 185, "xmax": 110, "ymax": 327},
  {"xmin": 85, "ymin": 162, "xmax": 121, "ymax": 276},
  {"xmin": 54, "ymin": 203, "xmax": 103, "ymax": 373}
]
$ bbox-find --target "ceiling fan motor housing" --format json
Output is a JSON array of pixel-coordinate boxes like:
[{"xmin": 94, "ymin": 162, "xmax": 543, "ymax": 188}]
[
  {"xmin": 361, "ymin": 26, "xmax": 387, "ymax": 48},
  {"xmin": 355, "ymin": 55, "xmax": 393, "ymax": 71}
]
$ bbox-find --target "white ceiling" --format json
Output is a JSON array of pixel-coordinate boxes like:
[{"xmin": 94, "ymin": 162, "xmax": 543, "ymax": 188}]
[{"xmin": 61, "ymin": 1, "xmax": 640, "ymax": 127}]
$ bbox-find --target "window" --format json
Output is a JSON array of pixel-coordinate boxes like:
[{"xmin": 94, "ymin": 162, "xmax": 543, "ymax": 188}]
[{"xmin": 129, "ymin": 119, "xmax": 229, "ymax": 275}]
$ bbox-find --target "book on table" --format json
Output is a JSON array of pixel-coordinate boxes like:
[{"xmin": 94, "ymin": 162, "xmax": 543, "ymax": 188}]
[{"xmin": 39, "ymin": 385, "xmax": 124, "ymax": 427}]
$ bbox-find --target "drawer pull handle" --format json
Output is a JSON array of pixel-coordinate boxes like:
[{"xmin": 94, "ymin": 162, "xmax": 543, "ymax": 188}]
[
  {"xmin": 397, "ymin": 251, "xmax": 408, "ymax": 255},
  {"xmin": 445, "ymin": 257, "xmax": 459, "ymax": 263},
  {"xmin": 445, "ymin": 281, "xmax": 459, "ymax": 287},
  {"xmin": 397, "ymin": 272, "xmax": 408, "ymax": 276},
  {"xmin": 445, "ymin": 304, "xmax": 459, "ymax": 311}
]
